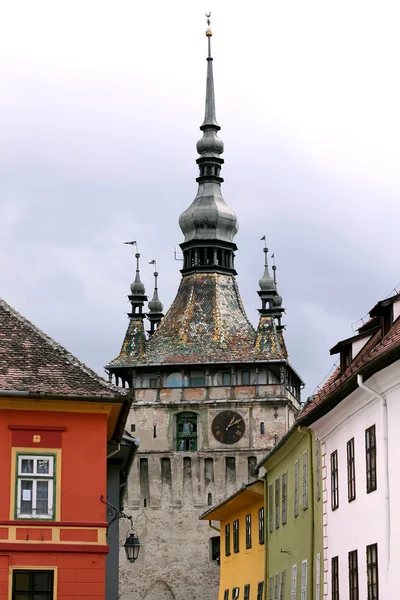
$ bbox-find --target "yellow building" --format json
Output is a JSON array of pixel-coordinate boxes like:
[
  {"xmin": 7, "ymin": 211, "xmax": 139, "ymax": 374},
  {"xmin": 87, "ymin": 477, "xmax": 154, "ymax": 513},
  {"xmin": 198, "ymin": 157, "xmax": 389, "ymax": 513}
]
[{"xmin": 200, "ymin": 481, "xmax": 265, "ymax": 600}]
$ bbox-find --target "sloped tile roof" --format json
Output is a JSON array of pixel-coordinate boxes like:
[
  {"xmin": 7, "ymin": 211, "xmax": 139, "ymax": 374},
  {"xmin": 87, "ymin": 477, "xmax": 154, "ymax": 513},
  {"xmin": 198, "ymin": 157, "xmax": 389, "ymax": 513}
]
[
  {"xmin": 0, "ymin": 298, "xmax": 119, "ymax": 397},
  {"xmin": 299, "ymin": 315, "xmax": 400, "ymax": 423},
  {"xmin": 254, "ymin": 315, "xmax": 287, "ymax": 360},
  {"xmin": 107, "ymin": 318, "xmax": 146, "ymax": 367}
]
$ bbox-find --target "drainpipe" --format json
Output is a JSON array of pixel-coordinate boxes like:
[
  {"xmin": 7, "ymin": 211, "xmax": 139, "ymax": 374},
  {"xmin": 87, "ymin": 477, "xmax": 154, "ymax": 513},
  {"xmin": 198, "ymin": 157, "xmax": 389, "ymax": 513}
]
[
  {"xmin": 299, "ymin": 427, "xmax": 315, "ymax": 598},
  {"xmin": 264, "ymin": 474, "xmax": 268, "ymax": 600},
  {"xmin": 357, "ymin": 374, "xmax": 390, "ymax": 580}
]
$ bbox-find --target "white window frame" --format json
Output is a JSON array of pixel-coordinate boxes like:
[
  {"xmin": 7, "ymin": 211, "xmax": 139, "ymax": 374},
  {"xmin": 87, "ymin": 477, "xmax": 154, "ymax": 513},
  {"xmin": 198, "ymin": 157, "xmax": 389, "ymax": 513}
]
[
  {"xmin": 274, "ymin": 573, "xmax": 280, "ymax": 600},
  {"xmin": 282, "ymin": 472, "xmax": 288, "ymax": 524},
  {"xmin": 301, "ymin": 559, "xmax": 307, "ymax": 600},
  {"xmin": 268, "ymin": 577, "xmax": 274, "ymax": 600},
  {"xmin": 294, "ymin": 461, "xmax": 299, "ymax": 517},
  {"xmin": 302, "ymin": 451, "xmax": 308, "ymax": 510},
  {"xmin": 316, "ymin": 440, "xmax": 321, "ymax": 500},
  {"xmin": 280, "ymin": 571, "xmax": 286, "ymax": 600},
  {"xmin": 316, "ymin": 553, "xmax": 321, "ymax": 599},
  {"xmin": 16, "ymin": 454, "xmax": 55, "ymax": 519},
  {"xmin": 291, "ymin": 565, "xmax": 297, "ymax": 600}
]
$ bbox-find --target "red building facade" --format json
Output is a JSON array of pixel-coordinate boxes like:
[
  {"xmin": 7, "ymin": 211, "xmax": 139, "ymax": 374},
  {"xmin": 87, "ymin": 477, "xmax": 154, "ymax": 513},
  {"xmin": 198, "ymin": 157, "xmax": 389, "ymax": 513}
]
[{"xmin": 0, "ymin": 299, "xmax": 130, "ymax": 600}]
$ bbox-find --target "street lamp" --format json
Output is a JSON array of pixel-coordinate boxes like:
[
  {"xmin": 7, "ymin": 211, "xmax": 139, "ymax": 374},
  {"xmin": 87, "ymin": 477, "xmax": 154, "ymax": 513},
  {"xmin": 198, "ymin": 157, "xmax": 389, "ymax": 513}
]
[{"xmin": 124, "ymin": 530, "xmax": 141, "ymax": 563}]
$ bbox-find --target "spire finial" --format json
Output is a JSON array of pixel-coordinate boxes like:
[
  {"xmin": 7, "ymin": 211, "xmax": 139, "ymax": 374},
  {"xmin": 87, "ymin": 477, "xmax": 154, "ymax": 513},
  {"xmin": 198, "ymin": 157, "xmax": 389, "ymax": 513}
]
[
  {"xmin": 205, "ymin": 12, "xmax": 212, "ymax": 57},
  {"xmin": 272, "ymin": 253, "xmax": 277, "ymax": 285},
  {"xmin": 258, "ymin": 237, "xmax": 275, "ymax": 292},
  {"xmin": 124, "ymin": 241, "xmax": 146, "ymax": 296},
  {"xmin": 147, "ymin": 259, "xmax": 164, "ymax": 335}
]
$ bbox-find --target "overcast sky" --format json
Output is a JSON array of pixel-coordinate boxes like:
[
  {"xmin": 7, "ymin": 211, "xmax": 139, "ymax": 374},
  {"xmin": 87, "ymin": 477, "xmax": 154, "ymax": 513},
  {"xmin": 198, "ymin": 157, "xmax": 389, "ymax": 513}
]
[{"xmin": 1, "ymin": 1, "xmax": 400, "ymax": 397}]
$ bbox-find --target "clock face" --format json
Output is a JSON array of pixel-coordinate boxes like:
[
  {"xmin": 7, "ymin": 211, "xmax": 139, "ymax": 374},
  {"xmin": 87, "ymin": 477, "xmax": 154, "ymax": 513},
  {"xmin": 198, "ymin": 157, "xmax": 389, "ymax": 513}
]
[{"xmin": 211, "ymin": 410, "xmax": 246, "ymax": 445}]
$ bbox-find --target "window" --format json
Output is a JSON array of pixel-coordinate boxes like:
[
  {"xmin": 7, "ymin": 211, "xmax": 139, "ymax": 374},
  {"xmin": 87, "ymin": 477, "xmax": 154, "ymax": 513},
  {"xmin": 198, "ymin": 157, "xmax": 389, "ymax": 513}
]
[
  {"xmin": 246, "ymin": 514, "xmax": 252, "ymax": 548},
  {"xmin": 275, "ymin": 478, "xmax": 280, "ymax": 528},
  {"xmin": 331, "ymin": 556, "xmax": 339, "ymax": 600},
  {"xmin": 347, "ymin": 438, "xmax": 356, "ymax": 502},
  {"xmin": 315, "ymin": 439, "xmax": 321, "ymax": 500},
  {"xmin": 176, "ymin": 412, "xmax": 197, "ymax": 451},
  {"xmin": 301, "ymin": 560, "xmax": 307, "ymax": 600},
  {"xmin": 340, "ymin": 345, "xmax": 352, "ymax": 374},
  {"xmin": 367, "ymin": 543, "xmax": 379, "ymax": 600},
  {"xmin": 316, "ymin": 554, "xmax": 321, "ymax": 599},
  {"xmin": 233, "ymin": 519, "xmax": 239, "ymax": 553},
  {"xmin": 269, "ymin": 484, "xmax": 274, "ymax": 533},
  {"xmin": 16, "ymin": 454, "xmax": 55, "ymax": 519},
  {"xmin": 224, "ymin": 591, "xmax": 229, "ymax": 600},
  {"xmin": 153, "ymin": 425, "xmax": 157, "ymax": 438},
  {"xmin": 274, "ymin": 574, "xmax": 280, "ymax": 600},
  {"xmin": 222, "ymin": 372, "xmax": 231, "ymax": 386},
  {"xmin": 290, "ymin": 565, "xmax": 297, "ymax": 600},
  {"xmin": 149, "ymin": 378, "xmax": 157, "ymax": 388},
  {"xmin": 302, "ymin": 451, "xmax": 308, "ymax": 510},
  {"xmin": 260, "ymin": 422, "xmax": 265, "ymax": 435},
  {"xmin": 366, "ymin": 425, "xmax": 377, "ymax": 493},
  {"xmin": 241, "ymin": 371, "xmax": 250, "ymax": 385},
  {"xmin": 348, "ymin": 549, "xmax": 359, "ymax": 600},
  {"xmin": 282, "ymin": 472, "xmax": 288, "ymax": 524},
  {"xmin": 130, "ymin": 423, "xmax": 136, "ymax": 432},
  {"xmin": 280, "ymin": 571, "xmax": 286, "ymax": 600},
  {"xmin": 268, "ymin": 577, "xmax": 273, "ymax": 600},
  {"xmin": 244, "ymin": 584, "xmax": 250, "ymax": 600},
  {"xmin": 210, "ymin": 536, "xmax": 220, "ymax": 562},
  {"xmin": 294, "ymin": 460, "xmax": 299, "ymax": 517},
  {"xmin": 232, "ymin": 587, "xmax": 240, "ymax": 600},
  {"xmin": 12, "ymin": 570, "xmax": 54, "ymax": 600},
  {"xmin": 258, "ymin": 507, "xmax": 265, "ymax": 544},
  {"xmin": 225, "ymin": 523, "xmax": 231, "ymax": 556},
  {"xmin": 257, "ymin": 582, "xmax": 264, "ymax": 600},
  {"xmin": 331, "ymin": 450, "xmax": 339, "ymax": 510},
  {"xmin": 189, "ymin": 374, "xmax": 205, "ymax": 387}
]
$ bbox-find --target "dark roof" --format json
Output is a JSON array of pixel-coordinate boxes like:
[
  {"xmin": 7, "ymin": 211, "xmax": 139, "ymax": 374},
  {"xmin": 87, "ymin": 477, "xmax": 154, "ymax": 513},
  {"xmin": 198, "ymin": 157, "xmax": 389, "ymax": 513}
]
[
  {"xmin": 0, "ymin": 297, "xmax": 119, "ymax": 397},
  {"xmin": 299, "ymin": 313, "xmax": 400, "ymax": 425}
]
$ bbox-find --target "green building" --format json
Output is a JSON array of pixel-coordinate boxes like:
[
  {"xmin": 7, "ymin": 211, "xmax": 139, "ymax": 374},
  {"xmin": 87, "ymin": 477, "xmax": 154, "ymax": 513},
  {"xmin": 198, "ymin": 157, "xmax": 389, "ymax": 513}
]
[{"xmin": 256, "ymin": 426, "xmax": 323, "ymax": 600}]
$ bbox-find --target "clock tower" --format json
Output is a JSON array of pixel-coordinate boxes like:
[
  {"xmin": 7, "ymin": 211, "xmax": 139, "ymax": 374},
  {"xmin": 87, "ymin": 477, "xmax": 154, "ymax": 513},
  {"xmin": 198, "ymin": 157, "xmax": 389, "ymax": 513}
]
[{"xmin": 106, "ymin": 18, "xmax": 303, "ymax": 600}]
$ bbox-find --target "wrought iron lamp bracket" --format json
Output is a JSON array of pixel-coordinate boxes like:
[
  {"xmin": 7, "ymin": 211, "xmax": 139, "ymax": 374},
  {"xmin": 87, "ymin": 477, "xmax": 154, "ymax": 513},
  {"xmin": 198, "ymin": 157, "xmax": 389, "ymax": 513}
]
[{"xmin": 100, "ymin": 495, "xmax": 133, "ymax": 530}]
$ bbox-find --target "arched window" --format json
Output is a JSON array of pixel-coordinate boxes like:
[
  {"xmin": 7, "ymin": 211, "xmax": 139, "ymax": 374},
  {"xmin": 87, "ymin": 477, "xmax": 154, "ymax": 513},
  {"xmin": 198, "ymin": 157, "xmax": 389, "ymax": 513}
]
[{"xmin": 176, "ymin": 412, "xmax": 198, "ymax": 452}]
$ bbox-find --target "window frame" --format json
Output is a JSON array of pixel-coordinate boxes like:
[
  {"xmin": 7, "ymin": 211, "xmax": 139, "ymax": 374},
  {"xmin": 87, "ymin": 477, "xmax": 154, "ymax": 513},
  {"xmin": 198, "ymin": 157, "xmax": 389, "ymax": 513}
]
[
  {"xmin": 290, "ymin": 565, "xmax": 297, "ymax": 600},
  {"xmin": 16, "ymin": 453, "xmax": 56, "ymax": 520},
  {"xmin": 331, "ymin": 556, "xmax": 339, "ymax": 600},
  {"xmin": 225, "ymin": 523, "xmax": 231, "ymax": 556},
  {"xmin": 280, "ymin": 570, "xmax": 286, "ymax": 600},
  {"xmin": 315, "ymin": 439, "xmax": 321, "ymax": 500},
  {"xmin": 274, "ymin": 573, "xmax": 280, "ymax": 600},
  {"xmin": 176, "ymin": 412, "xmax": 198, "ymax": 452},
  {"xmin": 365, "ymin": 425, "xmax": 377, "ymax": 493},
  {"xmin": 222, "ymin": 372, "xmax": 231, "ymax": 386},
  {"xmin": 245, "ymin": 513, "xmax": 252, "ymax": 549},
  {"xmin": 294, "ymin": 460, "xmax": 299, "ymax": 517},
  {"xmin": 233, "ymin": 519, "xmax": 239, "ymax": 553},
  {"xmin": 232, "ymin": 587, "xmax": 240, "ymax": 600},
  {"xmin": 244, "ymin": 584, "xmax": 250, "ymax": 600},
  {"xmin": 258, "ymin": 507, "xmax": 265, "ymax": 545},
  {"xmin": 347, "ymin": 438, "xmax": 356, "ymax": 502},
  {"xmin": 302, "ymin": 451, "xmax": 308, "ymax": 510},
  {"xmin": 316, "ymin": 553, "xmax": 321, "ymax": 600},
  {"xmin": 301, "ymin": 560, "xmax": 307, "ymax": 600},
  {"xmin": 268, "ymin": 577, "xmax": 273, "ymax": 600},
  {"xmin": 282, "ymin": 472, "xmax": 288, "ymax": 524},
  {"xmin": 269, "ymin": 484, "xmax": 274, "ymax": 533},
  {"xmin": 241, "ymin": 370, "xmax": 250, "ymax": 385},
  {"xmin": 224, "ymin": 591, "xmax": 229, "ymax": 600},
  {"xmin": 366, "ymin": 543, "xmax": 379, "ymax": 600},
  {"xmin": 275, "ymin": 478, "xmax": 280, "ymax": 529},
  {"xmin": 331, "ymin": 450, "xmax": 339, "ymax": 510},
  {"xmin": 348, "ymin": 549, "xmax": 359, "ymax": 600},
  {"xmin": 12, "ymin": 569, "xmax": 54, "ymax": 600},
  {"xmin": 257, "ymin": 582, "xmax": 264, "ymax": 600}
]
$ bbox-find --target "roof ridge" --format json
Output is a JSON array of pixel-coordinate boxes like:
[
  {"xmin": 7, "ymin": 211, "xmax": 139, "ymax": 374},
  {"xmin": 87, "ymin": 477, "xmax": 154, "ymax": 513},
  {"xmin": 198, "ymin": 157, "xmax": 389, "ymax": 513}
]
[{"xmin": 0, "ymin": 297, "xmax": 118, "ymax": 394}]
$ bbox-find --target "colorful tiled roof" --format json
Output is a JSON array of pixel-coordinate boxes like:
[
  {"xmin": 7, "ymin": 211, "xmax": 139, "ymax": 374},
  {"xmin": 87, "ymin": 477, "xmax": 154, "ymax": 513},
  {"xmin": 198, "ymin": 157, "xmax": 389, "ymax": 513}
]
[
  {"xmin": 108, "ymin": 318, "xmax": 146, "ymax": 367},
  {"xmin": 254, "ymin": 315, "xmax": 287, "ymax": 360},
  {"xmin": 299, "ymin": 315, "xmax": 400, "ymax": 423},
  {"xmin": 0, "ymin": 298, "xmax": 119, "ymax": 397}
]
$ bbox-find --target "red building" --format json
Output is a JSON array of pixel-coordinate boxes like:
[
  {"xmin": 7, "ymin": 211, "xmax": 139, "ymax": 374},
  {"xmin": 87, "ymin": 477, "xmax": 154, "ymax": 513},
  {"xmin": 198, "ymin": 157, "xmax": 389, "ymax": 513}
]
[{"xmin": 0, "ymin": 298, "xmax": 132, "ymax": 600}]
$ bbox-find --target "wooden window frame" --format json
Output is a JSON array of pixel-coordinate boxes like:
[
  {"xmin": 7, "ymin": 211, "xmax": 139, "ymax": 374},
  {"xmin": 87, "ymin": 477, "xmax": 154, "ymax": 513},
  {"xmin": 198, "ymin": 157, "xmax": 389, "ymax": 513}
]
[
  {"xmin": 269, "ymin": 484, "xmax": 274, "ymax": 533},
  {"xmin": 366, "ymin": 543, "xmax": 379, "ymax": 600},
  {"xmin": 241, "ymin": 370, "xmax": 250, "ymax": 385},
  {"xmin": 257, "ymin": 582, "xmax": 264, "ymax": 600},
  {"xmin": 280, "ymin": 570, "xmax": 286, "ymax": 600},
  {"xmin": 244, "ymin": 584, "xmax": 250, "ymax": 600},
  {"xmin": 232, "ymin": 587, "xmax": 240, "ymax": 600},
  {"xmin": 348, "ymin": 549, "xmax": 359, "ymax": 600},
  {"xmin": 365, "ymin": 425, "xmax": 377, "ymax": 493},
  {"xmin": 316, "ymin": 553, "xmax": 321, "ymax": 599},
  {"xmin": 331, "ymin": 556, "xmax": 339, "ymax": 600},
  {"xmin": 290, "ymin": 565, "xmax": 297, "ymax": 600},
  {"xmin": 274, "ymin": 573, "xmax": 280, "ymax": 600},
  {"xmin": 12, "ymin": 569, "xmax": 54, "ymax": 600},
  {"xmin": 316, "ymin": 440, "xmax": 321, "ymax": 500},
  {"xmin": 301, "ymin": 560, "xmax": 307, "ymax": 600},
  {"xmin": 268, "ymin": 577, "xmax": 273, "ymax": 600},
  {"xmin": 294, "ymin": 460, "xmax": 299, "ymax": 517},
  {"xmin": 233, "ymin": 519, "xmax": 239, "ymax": 553},
  {"xmin": 224, "ymin": 591, "xmax": 229, "ymax": 600},
  {"xmin": 225, "ymin": 523, "xmax": 231, "ymax": 556},
  {"xmin": 275, "ymin": 478, "xmax": 280, "ymax": 529},
  {"xmin": 282, "ymin": 472, "xmax": 288, "ymax": 524},
  {"xmin": 258, "ymin": 507, "xmax": 265, "ymax": 545},
  {"xmin": 245, "ymin": 513, "xmax": 252, "ymax": 549},
  {"xmin": 347, "ymin": 438, "xmax": 356, "ymax": 502},
  {"xmin": 302, "ymin": 451, "xmax": 308, "ymax": 510},
  {"xmin": 331, "ymin": 450, "xmax": 339, "ymax": 510},
  {"xmin": 176, "ymin": 412, "xmax": 198, "ymax": 452}
]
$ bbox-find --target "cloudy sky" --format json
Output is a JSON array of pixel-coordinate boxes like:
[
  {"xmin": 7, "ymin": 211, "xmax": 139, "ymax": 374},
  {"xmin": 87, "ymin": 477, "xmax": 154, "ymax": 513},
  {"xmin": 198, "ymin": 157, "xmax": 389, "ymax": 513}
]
[{"xmin": 1, "ymin": 1, "xmax": 400, "ymax": 397}]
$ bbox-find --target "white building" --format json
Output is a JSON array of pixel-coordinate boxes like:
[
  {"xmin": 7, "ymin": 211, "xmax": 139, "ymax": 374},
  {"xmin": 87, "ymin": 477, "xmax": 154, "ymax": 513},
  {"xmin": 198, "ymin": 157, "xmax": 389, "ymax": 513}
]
[{"xmin": 299, "ymin": 292, "xmax": 400, "ymax": 600}]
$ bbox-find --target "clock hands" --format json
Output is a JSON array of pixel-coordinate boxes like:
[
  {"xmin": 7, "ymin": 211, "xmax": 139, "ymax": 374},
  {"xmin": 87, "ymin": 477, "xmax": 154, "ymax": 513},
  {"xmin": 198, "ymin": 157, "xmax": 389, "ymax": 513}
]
[{"xmin": 226, "ymin": 418, "xmax": 242, "ymax": 431}]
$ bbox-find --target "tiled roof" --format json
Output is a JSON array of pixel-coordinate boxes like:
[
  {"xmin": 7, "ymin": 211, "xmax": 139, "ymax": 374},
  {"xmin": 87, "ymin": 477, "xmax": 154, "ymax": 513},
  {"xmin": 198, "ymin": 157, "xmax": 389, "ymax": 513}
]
[
  {"xmin": 109, "ymin": 273, "xmax": 290, "ymax": 366},
  {"xmin": 299, "ymin": 315, "xmax": 400, "ymax": 423},
  {"xmin": 0, "ymin": 298, "xmax": 119, "ymax": 397}
]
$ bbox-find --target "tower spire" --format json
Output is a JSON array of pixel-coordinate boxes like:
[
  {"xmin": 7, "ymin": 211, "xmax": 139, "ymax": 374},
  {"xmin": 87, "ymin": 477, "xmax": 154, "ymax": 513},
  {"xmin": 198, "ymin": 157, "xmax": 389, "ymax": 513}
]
[
  {"xmin": 147, "ymin": 260, "xmax": 164, "ymax": 336},
  {"xmin": 178, "ymin": 13, "xmax": 239, "ymax": 275},
  {"xmin": 124, "ymin": 242, "xmax": 147, "ymax": 319}
]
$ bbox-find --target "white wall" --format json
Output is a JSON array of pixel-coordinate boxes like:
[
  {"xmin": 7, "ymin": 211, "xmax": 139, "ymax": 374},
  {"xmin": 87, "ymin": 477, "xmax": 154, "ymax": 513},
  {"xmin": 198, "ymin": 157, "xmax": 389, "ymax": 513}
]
[{"xmin": 309, "ymin": 358, "xmax": 400, "ymax": 599}]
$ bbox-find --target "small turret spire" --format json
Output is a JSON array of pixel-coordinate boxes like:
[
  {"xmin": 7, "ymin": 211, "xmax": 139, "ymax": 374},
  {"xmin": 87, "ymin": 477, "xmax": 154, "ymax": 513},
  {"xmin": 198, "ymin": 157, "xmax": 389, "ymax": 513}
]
[
  {"xmin": 147, "ymin": 260, "xmax": 164, "ymax": 336},
  {"xmin": 258, "ymin": 237, "xmax": 276, "ymax": 292},
  {"xmin": 124, "ymin": 242, "xmax": 147, "ymax": 319}
]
